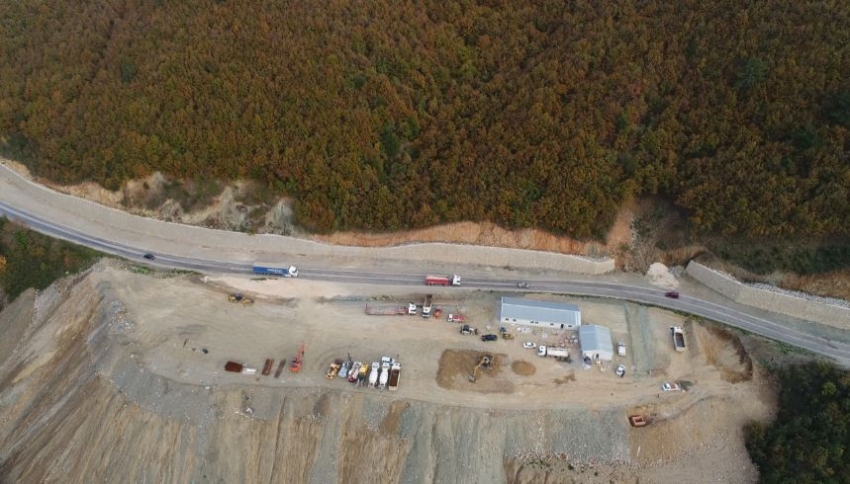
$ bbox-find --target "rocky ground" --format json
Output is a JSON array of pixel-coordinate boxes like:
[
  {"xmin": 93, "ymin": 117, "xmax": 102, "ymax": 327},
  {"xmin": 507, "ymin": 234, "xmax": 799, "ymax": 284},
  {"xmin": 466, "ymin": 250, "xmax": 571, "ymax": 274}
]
[{"xmin": 0, "ymin": 261, "xmax": 774, "ymax": 483}]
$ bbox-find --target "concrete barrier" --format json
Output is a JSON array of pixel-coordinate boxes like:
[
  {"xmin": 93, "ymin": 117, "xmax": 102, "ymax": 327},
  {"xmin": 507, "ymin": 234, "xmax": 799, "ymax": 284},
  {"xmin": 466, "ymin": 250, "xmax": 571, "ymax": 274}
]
[
  {"xmin": 686, "ymin": 261, "xmax": 850, "ymax": 330},
  {"xmin": 0, "ymin": 162, "xmax": 615, "ymax": 275}
]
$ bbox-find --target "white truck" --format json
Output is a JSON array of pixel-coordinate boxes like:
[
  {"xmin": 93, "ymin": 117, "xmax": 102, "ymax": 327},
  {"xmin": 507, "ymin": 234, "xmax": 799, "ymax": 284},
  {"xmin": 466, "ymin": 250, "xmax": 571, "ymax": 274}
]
[
  {"xmin": 538, "ymin": 346, "xmax": 570, "ymax": 361},
  {"xmin": 421, "ymin": 294, "xmax": 433, "ymax": 318},
  {"xmin": 388, "ymin": 362, "xmax": 401, "ymax": 391},
  {"xmin": 368, "ymin": 361, "xmax": 380, "ymax": 387},
  {"xmin": 407, "ymin": 302, "xmax": 418, "ymax": 315},
  {"xmin": 671, "ymin": 327, "xmax": 687, "ymax": 352}
]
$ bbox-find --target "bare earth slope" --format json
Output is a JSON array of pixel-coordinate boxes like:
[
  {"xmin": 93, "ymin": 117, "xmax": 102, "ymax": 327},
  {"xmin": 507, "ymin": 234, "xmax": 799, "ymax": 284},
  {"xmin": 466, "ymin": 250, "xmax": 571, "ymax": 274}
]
[{"xmin": 0, "ymin": 263, "xmax": 771, "ymax": 483}]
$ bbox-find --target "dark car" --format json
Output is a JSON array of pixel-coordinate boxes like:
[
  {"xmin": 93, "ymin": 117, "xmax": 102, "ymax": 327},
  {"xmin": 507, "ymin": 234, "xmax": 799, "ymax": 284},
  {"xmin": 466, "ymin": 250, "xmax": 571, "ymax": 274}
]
[
  {"xmin": 664, "ymin": 291, "xmax": 679, "ymax": 299},
  {"xmin": 143, "ymin": 253, "xmax": 156, "ymax": 260},
  {"xmin": 481, "ymin": 334, "xmax": 498, "ymax": 342}
]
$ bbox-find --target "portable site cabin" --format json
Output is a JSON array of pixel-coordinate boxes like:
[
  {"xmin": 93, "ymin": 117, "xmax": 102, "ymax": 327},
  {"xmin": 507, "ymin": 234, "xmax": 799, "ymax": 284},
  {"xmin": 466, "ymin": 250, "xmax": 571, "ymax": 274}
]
[{"xmin": 579, "ymin": 324, "xmax": 614, "ymax": 361}]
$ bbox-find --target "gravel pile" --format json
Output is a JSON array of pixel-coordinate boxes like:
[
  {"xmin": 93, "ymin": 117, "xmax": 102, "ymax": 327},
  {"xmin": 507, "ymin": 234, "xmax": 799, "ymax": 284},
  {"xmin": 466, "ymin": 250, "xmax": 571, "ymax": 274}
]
[
  {"xmin": 748, "ymin": 282, "xmax": 850, "ymax": 309},
  {"xmin": 362, "ymin": 396, "xmax": 391, "ymax": 433}
]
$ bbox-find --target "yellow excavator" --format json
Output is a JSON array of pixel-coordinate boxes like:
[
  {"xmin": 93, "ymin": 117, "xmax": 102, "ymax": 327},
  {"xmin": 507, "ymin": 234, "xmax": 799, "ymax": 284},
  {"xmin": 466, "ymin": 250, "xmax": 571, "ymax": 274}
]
[{"xmin": 469, "ymin": 354, "xmax": 493, "ymax": 383}]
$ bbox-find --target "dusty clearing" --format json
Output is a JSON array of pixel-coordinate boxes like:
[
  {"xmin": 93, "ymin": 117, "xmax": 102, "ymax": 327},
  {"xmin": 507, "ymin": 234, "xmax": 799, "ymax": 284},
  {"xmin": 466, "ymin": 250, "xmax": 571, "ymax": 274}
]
[{"xmin": 0, "ymin": 261, "xmax": 775, "ymax": 483}]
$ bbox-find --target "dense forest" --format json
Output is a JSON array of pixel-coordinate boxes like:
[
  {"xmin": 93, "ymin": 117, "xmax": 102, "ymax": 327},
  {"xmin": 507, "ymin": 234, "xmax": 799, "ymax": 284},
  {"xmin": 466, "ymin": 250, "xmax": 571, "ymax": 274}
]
[
  {"xmin": 0, "ymin": 218, "xmax": 100, "ymax": 302},
  {"xmin": 745, "ymin": 362, "xmax": 850, "ymax": 484},
  {"xmin": 1, "ymin": 0, "xmax": 848, "ymax": 238}
]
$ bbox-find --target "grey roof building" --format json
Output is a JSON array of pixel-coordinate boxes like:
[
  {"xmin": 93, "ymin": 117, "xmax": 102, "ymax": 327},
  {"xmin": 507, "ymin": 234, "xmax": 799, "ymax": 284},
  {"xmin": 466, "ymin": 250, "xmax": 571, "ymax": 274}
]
[
  {"xmin": 498, "ymin": 297, "xmax": 582, "ymax": 330},
  {"xmin": 579, "ymin": 324, "xmax": 614, "ymax": 361}
]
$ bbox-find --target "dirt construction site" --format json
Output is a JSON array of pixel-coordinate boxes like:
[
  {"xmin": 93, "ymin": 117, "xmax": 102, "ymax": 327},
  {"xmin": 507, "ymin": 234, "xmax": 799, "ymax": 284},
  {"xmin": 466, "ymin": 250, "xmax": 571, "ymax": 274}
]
[{"xmin": 0, "ymin": 260, "xmax": 775, "ymax": 483}]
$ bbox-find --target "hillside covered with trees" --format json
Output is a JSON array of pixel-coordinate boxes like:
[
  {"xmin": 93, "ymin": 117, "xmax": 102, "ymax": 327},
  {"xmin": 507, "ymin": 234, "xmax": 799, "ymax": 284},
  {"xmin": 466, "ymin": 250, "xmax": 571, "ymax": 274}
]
[
  {"xmin": 745, "ymin": 362, "xmax": 850, "ymax": 483},
  {"xmin": 1, "ymin": 0, "xmax": 848, "ymax": 238}
]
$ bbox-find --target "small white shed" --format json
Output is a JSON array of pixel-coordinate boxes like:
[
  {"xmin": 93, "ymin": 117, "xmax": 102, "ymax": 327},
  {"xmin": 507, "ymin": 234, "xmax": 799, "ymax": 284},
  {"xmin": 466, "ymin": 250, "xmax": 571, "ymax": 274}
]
[{"xmin": 579, "ymin": 324, "xmax": 614, "ymax": 361}]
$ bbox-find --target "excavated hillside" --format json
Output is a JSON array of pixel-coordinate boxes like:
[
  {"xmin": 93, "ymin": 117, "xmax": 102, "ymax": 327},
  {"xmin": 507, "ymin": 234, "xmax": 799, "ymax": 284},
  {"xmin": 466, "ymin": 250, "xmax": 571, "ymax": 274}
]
[{"xmin": 0, "ymin": 264, "xmax": 770, "ymax": 483}]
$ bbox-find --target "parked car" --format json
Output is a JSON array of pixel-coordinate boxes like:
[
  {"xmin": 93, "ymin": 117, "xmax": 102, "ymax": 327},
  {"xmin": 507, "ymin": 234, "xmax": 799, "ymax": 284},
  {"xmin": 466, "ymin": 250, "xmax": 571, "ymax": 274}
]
[
  {"xmin": 143, "ymin": 253, "xmax": 156, "ymax": 260},
  {"xmin": 522, "ymin": 342, "xmax": 537, "ymax": 349},
  {"xmin": 664, "ymin": 291, "xmax": 680, "ymax": 299},
  {"xmin": 517, "ymin": 282, "xmax": 529, "ymax": 288},
  {"xmin": 615, "ymin": 364, "xmax": 626, "ymax": 377},
  {"xmin": 661, "ymin": 382, "xmax": 681, "ymax": 391},
  {"xmin": 480, "ymin": 334, "xmax": 498, "ymax": 342}
]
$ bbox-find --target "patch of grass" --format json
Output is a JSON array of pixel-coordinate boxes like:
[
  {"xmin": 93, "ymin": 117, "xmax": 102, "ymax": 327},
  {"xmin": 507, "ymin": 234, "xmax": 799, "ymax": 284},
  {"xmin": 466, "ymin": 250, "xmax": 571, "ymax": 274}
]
[{"xmin": 0, "ymin": 218, "xmax": 103, "ymax": 301}]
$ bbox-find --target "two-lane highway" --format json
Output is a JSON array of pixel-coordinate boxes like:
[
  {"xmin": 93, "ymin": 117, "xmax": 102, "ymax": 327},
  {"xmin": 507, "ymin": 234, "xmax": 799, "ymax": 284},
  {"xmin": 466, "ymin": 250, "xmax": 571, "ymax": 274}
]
[{"xmin": 2, "ymin": 200, "xmax": 849, "ymax": 366}]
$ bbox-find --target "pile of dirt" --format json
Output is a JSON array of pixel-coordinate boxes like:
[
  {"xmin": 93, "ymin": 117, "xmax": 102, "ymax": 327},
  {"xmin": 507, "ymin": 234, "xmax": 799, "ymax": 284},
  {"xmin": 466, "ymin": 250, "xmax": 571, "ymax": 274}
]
[
  {"xmin": 511, "ymin": 360, "xmax": 536, "ymax": 376},
  {"xmin": 436, "ymin": 349, "xmax": 511, "ymax": 394}
]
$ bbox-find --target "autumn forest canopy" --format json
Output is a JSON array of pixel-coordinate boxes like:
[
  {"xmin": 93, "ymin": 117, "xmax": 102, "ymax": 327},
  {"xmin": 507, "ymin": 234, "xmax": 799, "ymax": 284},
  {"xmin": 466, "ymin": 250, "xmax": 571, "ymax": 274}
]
[{"xmin": 1, "ymin": 0, "xmax": 848, "ymax": 238}]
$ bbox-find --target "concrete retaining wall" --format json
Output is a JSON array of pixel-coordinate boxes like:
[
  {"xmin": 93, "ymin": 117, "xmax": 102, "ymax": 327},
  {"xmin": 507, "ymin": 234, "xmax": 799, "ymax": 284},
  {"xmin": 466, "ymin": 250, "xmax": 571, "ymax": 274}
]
[
  {"xmin": 686, "ymin": 261, "xmax": 850, "ymax": 330},
  {"xmin": 0, "ymin": 163, "xmax": 615, "ymax": 275}
]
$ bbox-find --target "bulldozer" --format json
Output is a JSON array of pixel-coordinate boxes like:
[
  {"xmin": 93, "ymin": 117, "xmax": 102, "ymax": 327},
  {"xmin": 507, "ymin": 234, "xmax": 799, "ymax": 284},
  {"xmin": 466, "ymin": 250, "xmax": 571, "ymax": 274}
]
[
  {"xmin": 468, "ymin": 354, "xmax": 493, "ymax": 383},
  {"xmin": 228, "ymin": 293, "xmax": 254, "ymax": 305},
  {"xmin": 501, "ymin": 332, "xmax": 514, "ymax": 340}
]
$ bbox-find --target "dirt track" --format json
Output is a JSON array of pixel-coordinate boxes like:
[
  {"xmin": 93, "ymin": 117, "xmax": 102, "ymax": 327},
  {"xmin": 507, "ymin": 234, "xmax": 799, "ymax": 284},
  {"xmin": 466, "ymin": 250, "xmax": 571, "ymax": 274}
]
[{"xmin": 0, "ymin": 261, "xmax": 774, "ymax": 483}]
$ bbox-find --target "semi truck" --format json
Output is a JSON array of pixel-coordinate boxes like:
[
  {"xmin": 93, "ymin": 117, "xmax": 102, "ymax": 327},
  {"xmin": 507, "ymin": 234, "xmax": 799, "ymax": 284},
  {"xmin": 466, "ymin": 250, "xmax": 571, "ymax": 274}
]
[
  {"xmin": 424, "ymin": 275, "xmax": 462, "ymax": 286},
  {"xmin": 670, "ymin": 326, "xmax": 687, "ymax": 352},
  {"xmin": 422, "ymin": 294, "xmax": 434, "ymax": 318},
  {"xmin": 538, "ymin": 346, "xmax": 570, "ymax": 361},
  {"xmin": 253, "ymin": 262, "xmax": 298, "ymax": 277},
  {"xmin": 388, "ymin": 362, "xmax": 401, "ymax": 391}
]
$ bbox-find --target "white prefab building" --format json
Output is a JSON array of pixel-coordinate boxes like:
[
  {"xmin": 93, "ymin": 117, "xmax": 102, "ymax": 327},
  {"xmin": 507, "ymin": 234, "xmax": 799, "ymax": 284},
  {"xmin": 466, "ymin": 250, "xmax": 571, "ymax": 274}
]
[
  {"xmin": 498, "ymin": 297, "xmax": 582, "ymax": 330},
  {"xmin": 579, "ymin": 324, "xmax": 614, "ymax": 361}
]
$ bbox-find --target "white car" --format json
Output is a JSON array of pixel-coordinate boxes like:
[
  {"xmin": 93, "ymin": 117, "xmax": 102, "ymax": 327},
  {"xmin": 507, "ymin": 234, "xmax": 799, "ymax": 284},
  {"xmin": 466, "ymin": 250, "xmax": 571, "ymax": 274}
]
[
  {"xmin": 523, "ymin": 342, "xmax": 537, "ymax": 349},
  {"xmin": 537, "ymin": 346, "xmax": 547, "ymax": 357},
  {"xmin": 615, "ymin": 364, "xmax": 626, "ymax": 377}
]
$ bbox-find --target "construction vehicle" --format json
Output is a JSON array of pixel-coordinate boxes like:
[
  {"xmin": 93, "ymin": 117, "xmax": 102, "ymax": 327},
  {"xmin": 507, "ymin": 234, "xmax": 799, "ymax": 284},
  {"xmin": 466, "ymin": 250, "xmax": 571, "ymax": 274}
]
[
  {"xmin": 422, "ymin": 295, "xmax": 434, "ymax": 318},
  {"xmin": 368, "ymin": 361, "xmax": 380, "ymax": 387},
  {"xmin": 447, "ymin": 314, "xmax": 466, "ymax": 323},
  {"xmin": 469, "ymin": 354, "xmax": 493, "ymax": 383},
  {"xmin": 379, "ymin": 357, "xmax": 392, "ymax": 389},
  {"xmin": 358, "ymin": 362, "xmax": 369, "ymax": 384},
  {"xmin": 501, "ymin": 332, "xmax": 515, "ymax": 340},
  {"xmin": 424, "ymin": 275, "xmax": 462, "ymax": 286},
  {"xmin": 407, "ymin": 302, "xmax": 418, "ymax": 315},
  {"xmin": 228, "ymin": 293, "xmax": 254, "ymax": 305},
  {"xmin": 388, "ymin": 362, "xmax": 401, "ymax": 391},
  {"xmin": 617, "ymin": 342, "xmax": 627, "ymax": 357},
  {"xmin": 252, "ymin": 262, "xmax": 298, "ymax": 277},
  {"xmin": 460, "ymin": 324, "xmax": 478, "ymax": 336},
  {"xmin": 629, "ymin": 415, "xmax": 648, "ymax": 427},
  {"xmin": 326, "ymin": 359, "xmax": 343, "ymax": 379},
  {"xmin": 225, "ymin": 361, "xmax": 244, "ymax": 373},
  {"xmin": 348, "ymin": 362, "xmax": 362, "ymax": 383},
  {"xmin": 670, "ymin": 327, "xmax": 687, "ymax": 352},
  {"xmin": 290, "ymin": 343, "xmax": 305, "ymax": 373},
  {"xmin": 433, "ymin": 307, "xmax": 443, "ymax": 318},
  {"xmin": 538, "ymin": 346, "xmax": 570, "ymax": 361}
]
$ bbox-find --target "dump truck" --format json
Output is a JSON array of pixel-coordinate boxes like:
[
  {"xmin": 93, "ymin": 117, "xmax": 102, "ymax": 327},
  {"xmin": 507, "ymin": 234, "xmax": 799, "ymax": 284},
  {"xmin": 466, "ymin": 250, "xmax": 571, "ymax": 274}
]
[
  {"xmin": 253, "ymin": 262, "xmax": 298, "ymax": 277},
  {"xmin": 224, "ymin": 361, "xmax": 244, "ymax": 373},
  {"xmin": 424, "ymin": 275, "xmax": 462, "ymax": 286},
  {"xmin": 421, "ymin": 294, "xmax": 434, "ymax": 318},
  {"xmin": 290, "ymin": 343, "xmax": 305, "ymax": 372},
  {"xmin": 407, "ymin": 302, "xmax": 418, "ymax": 315},
  {"xmin": 388, "ymin": 362, "xmax": 402, "ymax": 391},
  {"xmin": 368, "ymin": 361, "xmax": 380, "ymax": 387},
  {"xmin": 671, "ymin": 327, "xmax": 687, "ymax": 352},
  {"xmin": 538, "ymin": 346, "xmax": 570, "ymax": 361},
  {"xmin": 379, "ymin": 360, "xmax": 391, "ymax": 389},
  {"xmin": 617, "ymin": 342, "xmax": 627, "ymax": 357}
]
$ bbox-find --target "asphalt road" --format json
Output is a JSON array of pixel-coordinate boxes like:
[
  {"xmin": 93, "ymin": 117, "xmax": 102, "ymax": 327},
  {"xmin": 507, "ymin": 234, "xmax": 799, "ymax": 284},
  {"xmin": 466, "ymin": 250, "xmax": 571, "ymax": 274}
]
[{"xmin": 2, "ymin": 199, "xmax": 849, "ymax": 366}]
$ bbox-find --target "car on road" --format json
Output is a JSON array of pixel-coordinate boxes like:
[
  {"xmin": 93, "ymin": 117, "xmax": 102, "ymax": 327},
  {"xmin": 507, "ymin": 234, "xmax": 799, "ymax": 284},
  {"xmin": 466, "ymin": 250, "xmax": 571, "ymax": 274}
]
[
  {"xmin": 616, "ymin": 364, "xmax": 626, "ymax": 377},
  {"xmin": 661, "ymin": 382, "xmax": 681, "ymax": 391},
  {"xmin": 143, "ymin": 253, "xmax": 155, "ymax": 260},
  {"xmin": 522, "ymin": 342, "xmax": 537, "ymax": 349},
  {"xmin": 517, "ymin": 281, "xmax": 529, "ymax": 288},
  {"xmin": 664, "ymin": 291, "xmax": 679, "ymax": 299},
  {"xmin": 480, "ymin": 334, "xmax": 498, "ymax": 342}
]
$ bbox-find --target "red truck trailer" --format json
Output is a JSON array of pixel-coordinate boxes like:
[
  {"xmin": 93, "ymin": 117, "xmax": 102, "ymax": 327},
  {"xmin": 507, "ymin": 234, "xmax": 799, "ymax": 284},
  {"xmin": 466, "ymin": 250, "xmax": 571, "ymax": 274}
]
[{"xmin": 424, "ymin": 275, "xmax": 462, "ymax": 286}]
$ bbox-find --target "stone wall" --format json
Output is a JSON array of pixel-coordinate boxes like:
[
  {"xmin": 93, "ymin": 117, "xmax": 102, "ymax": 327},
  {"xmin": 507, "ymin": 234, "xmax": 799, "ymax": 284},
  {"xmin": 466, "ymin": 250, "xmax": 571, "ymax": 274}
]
[{"xmin": 686, "ymin": 261, "xmax": 850, "ymax": 330}]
